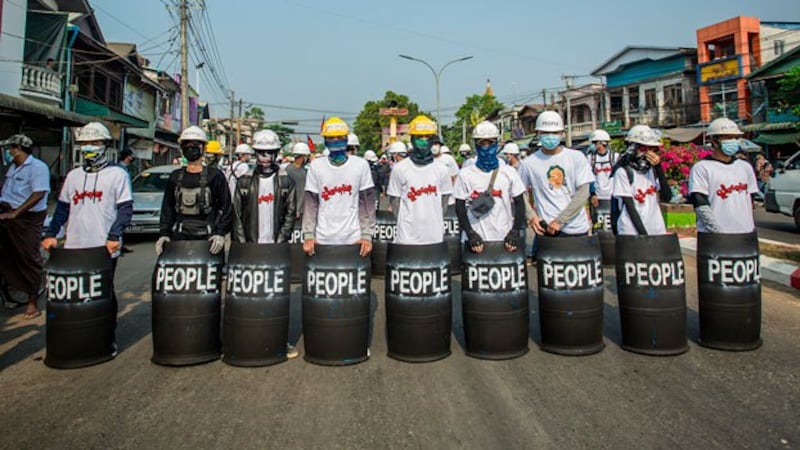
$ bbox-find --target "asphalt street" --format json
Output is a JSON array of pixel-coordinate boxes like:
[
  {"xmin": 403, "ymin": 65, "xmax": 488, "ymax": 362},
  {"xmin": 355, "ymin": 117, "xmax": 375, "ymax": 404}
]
[
  {"xmin": 755, "ymin": 205, "xmax": 799, "ymax": 245},
  {"xmin": 0, "ymin": 238, "xmax": 798, "ymax": 449}
]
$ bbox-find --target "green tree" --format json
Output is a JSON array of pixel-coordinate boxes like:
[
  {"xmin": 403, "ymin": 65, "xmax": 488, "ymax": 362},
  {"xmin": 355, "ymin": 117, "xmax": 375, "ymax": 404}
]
[
  {"xmin": 775, "ymin": 66, "xmax": 800, "ymax": 118},
  {"xmin": 442, "ymin": 93, "xmax": 504, "ymax": 151},
  {"xmin": 353, "ymin": 91, "xmax": 426, "ymax": 151}
]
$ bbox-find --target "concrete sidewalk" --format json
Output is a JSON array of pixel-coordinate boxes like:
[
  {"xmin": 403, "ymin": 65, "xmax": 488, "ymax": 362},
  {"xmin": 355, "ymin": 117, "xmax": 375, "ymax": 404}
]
[{"xmin": 679, "ymin": 237, "xmax": 800, "ymax": 289}]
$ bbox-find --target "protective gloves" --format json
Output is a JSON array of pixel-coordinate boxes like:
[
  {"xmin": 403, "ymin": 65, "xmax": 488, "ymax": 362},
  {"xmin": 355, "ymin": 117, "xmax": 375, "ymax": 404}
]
[{"xmin": 155, "ymin": 236, "xmax": 170, "ymax": 256}]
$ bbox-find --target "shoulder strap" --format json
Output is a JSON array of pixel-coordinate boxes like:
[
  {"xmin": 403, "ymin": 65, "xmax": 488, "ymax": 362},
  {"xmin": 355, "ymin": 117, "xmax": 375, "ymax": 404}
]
[
  {"xmin": 199, "ymin": 166, "xmax": 208, "ymax": 187},
  {"xmin": 488, "ymin": 168, "xmax": 500, "ymax": 190},
  {"xmin": 176, "ymin": 167, "xmax": 184, "ymax": 185},
  {"xmin": 625, "ymin": 165, "xmax": 634, "ymax": 184}
]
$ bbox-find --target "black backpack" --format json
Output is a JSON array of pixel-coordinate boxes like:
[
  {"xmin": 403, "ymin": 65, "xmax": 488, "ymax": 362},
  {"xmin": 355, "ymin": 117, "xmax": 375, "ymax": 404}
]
[{"xmin": 609, "ymin": 162, "xmax": 634, "ymax": 235}]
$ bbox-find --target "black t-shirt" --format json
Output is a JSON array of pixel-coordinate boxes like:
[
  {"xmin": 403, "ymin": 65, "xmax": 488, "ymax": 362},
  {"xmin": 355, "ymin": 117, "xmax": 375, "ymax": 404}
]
[{"xmin": 159, "ymin": 166, "xmax": 233, "ymax": 237}]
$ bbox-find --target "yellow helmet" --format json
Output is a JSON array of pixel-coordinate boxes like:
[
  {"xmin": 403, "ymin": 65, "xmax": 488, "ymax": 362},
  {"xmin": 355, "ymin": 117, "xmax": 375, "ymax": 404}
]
[
  {"xmin": 408, "ymin": 115, "xmax": 437, "ymax": 136},
  {"xmin": 206, "ymin": 140, "xmax": 223, "ymax": 154},
  {"xmin": 321, "ymin": 117, "xmax": 350, "ymax": 138}
]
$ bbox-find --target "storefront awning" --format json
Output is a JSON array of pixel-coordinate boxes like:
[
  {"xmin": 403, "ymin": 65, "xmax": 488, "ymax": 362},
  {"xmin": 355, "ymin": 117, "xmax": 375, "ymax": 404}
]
[
  {"xmin": 741, "ymin": 121, "xmax": 800, "ymax": 132},
  {"xmin": 662, "ymin": 127, "xmax": 704, "ymax": 143},
  {"xmin": 753, "ymin": 130, "xmax": 800, "ymax": 145},
  {"xmin": 75, "ymin": 98, "xmax": 149, "ymax": 128},
  {"xmin": 154, "ymin": 138, "xmax": 179, "ymax": 149},
  {"xmin": 0, "ymin": 93, "xmax": 92, "ymax": 126}
]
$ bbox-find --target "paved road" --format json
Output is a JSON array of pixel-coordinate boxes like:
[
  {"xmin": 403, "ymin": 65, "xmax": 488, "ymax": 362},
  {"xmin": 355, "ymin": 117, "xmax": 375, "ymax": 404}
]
[
  {"xmin": 755, "ymin": 205, "xmax": 799, "ymax": 244},
  {"xmin": 1, "ymin": 238, "xmax": 798, "ymax": 449}
]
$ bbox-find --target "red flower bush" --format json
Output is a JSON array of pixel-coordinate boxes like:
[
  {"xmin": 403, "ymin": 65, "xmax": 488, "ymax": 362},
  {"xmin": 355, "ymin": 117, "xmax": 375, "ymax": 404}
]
[{"xmin": 660, "ymin": 143, "xmax": 713, "ymax": 198}]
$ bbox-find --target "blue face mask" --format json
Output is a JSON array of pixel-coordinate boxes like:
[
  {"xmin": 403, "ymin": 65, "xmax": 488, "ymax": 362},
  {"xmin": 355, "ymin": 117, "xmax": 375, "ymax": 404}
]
[
  {"xmin": 720, "ymin": 139, "xmax": 740, "ymax": 156},
  {"xmin": 2, "ymin": 149, "xmax": 12, "ymax": 164},
  {"xmin": 325, "ymin": 139, "xmax": 347, "ymax": 153},
  {"xmin": 539, "ymin": 134, "xmax": 561, "ymax": 151},
  {"xmin": 475, "ymin": 142, "xmax": 499, "ymax": 172},
  {"xmin": 329, "ymin": 150, "xmax": 347, "ymax": 166}
]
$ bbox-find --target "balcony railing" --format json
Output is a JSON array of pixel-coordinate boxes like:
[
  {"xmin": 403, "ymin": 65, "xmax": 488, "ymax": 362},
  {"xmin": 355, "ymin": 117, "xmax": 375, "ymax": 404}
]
[{"xmin": 20, "ymin": 64, "xmax": 62, "ymax": 105}]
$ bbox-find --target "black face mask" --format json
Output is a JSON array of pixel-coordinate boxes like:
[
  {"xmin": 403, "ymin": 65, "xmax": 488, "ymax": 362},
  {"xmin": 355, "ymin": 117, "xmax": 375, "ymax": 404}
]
[
  {"xmin": 183, "ymin": 145, "xmax": 202, "ymax": 162},
  {"xmin": 630, "ymin": 151, "xmax": 651, "ymax": 173}
]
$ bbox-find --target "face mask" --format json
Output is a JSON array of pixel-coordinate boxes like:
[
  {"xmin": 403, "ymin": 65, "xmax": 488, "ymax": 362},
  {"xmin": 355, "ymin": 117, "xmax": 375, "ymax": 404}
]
[
  {"xmin": 475, "ymin": 142, "xmax": 499, "ymax": 172},
  {"xmin": 182, "ymin": 145, "xmax": 203, "ymax": 162},
  {"xmin": 256, "ymin": 151, "xmax": 278, "ymax": 176},
  {"xmin": 205, "ymin": 154, "xmax": 220, "ymax": 167},
  {"xmin": 325, "ymin": 139, "xmax": 347, "ymax": 153},
  {"xmin": 626, "ymin": 145, "xmax": 651, "ymax": 173},
  {"xmin": 720, "ymin": 139, "xmax": 740, "ymax": 156},
  {"xmin": 81, "ymin": 145, "xmax": 108, "ymax": 171},
  {"xmin": 431, "ymin": 144, "xmax": 441, "ymax": 155},
  {"xmin": 329, "ymin": 150, "xmax": 348, "ymax": 166},
  {"xmin": 3, "ymin": 149, "xmax": 13, "ymax": 164},
  {"xmin": 539, "ymin": 134, "xmax": 561, "ymax": 151},
  {"xmin": 409, "ymin": 137, "xmax": 434, "ymax": 166}
]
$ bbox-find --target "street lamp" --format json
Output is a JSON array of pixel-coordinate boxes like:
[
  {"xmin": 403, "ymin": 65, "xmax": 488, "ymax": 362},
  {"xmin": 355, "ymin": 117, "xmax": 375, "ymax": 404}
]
[
  {"xmin": 398, "ymin": 54, "xmax": 473, "ymax": 133},
  {"xmin": 195, "ymin": 62, "xmax": 205, "ymax": 97}
]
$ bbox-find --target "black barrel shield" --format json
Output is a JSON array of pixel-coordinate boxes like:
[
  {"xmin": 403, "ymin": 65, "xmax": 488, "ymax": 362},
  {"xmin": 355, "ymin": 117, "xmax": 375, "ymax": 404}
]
[
  {"xmin": 461, "ymin": 242, "xmax": 529, "ymax": 360},
  {"xmin": 151, "ymin": 240, "xmax": 224, "ymax": 365},
  {"xmin": 223, "ymin": 242, "xmax": 291, "ymax": 367},
  {"xmin": 44, "ymin": 247, "xmax": 115, "ymax": 369},
  {"xmin": 536, "ymin": 235, "xmax": 605, "ymax": 356},
  {"xmin": 288, "ymin": 223, "xmax": 305, "ymax": 284},
  {"xmin": 443, "ymin": 205, "xmax": 462, "ymax": 275},
  {"xmin": 615, "ymin": 234, "xmax": 688, "ymax": 355},
  {"xmin": 385, "ymin": 242, "xmax": 452, "ymax": 362},
  {"xmin": 594, "ymin": 199, "xmax": 615, "ymax": 267},
  {"xmin": 697, "ymin": 231, "xmax": 762, "ymax": 351},
  {"xmin": 371, "ymin": 210, "xmax": 396, "ymax": 278},
  {"xmin": 302, "ymin": 244, "xmax": 371, "ymax": 365}
]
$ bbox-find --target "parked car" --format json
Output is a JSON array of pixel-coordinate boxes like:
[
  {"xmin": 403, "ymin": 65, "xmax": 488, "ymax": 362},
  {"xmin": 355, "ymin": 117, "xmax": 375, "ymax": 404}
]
[
  {"xmin": 126, "ymin": 165, "xmax": 177, "ymax": 234},
  {"xmin": 765, "ymin": 150, "xmax": 800, "ymax": 231}
]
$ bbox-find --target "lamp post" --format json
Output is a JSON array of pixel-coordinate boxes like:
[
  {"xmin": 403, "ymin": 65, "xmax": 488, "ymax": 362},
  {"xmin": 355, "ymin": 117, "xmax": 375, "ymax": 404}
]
[
  {"xmin": 398, "ymin": 54, "xmax": 473, "ymax": 133},
  {"xmin": 195, "ymin": 62, "xmax": 205, "ymax": 97}
]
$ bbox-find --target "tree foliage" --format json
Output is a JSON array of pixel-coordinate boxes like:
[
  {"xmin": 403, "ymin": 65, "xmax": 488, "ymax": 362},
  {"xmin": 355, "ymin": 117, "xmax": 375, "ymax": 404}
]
[
  {"xmin": 775, "ymin": 66, "xmax": 800, "ymax": 118},
  {"xmin": 442, "ymin": 93, "xmax": 504, "ymax": 151},
  {"xmin": 353, "ymin": 91, "xmax": 426, "ymax": 151},
  {"xmin": 244, "ymin": 106, "xmax": 266, "ymax": 130}
]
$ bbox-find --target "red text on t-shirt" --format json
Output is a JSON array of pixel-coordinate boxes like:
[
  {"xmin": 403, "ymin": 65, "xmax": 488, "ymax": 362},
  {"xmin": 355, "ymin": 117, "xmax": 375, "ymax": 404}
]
[
  {"xmin": 633, "ymin": 185, "xmax": 657, "ymax": 203},
  {"xmin": 72, "ymin": 190, "xmax": 103, "ymax": 204},
  {"xmin": 716, "ymin": 182, "xmax": 748, "ymax": 199},
  {"xmin": 321, "ymin": 184, "xmax": 353, "ymax": 201},
  {"xmin": 258, "ymin": 193, "xmax": 275, "ymax": 204},
  {"xmin": 408, "ymin": 185, "xmax": 437, "ymax": 201}
]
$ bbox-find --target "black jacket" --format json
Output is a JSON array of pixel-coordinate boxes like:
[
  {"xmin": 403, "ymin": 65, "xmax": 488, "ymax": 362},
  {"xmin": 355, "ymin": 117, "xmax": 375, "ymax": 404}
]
[{"xmin": 232, "ymin": 167, "xmax": 296, "ymax": 243}]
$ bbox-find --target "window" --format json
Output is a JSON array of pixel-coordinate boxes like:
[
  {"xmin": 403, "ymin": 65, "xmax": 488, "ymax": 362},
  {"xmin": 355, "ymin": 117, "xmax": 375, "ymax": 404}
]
[
  {"xmin": 108, "ymin": 77, "xmax": 121, "ymax": 109},
  {"xmin": 92, "ymin": 71, "xmax": 107, "ymax": 104},
  {"xmin": 774, "ymin": 40, "xmax": 786, "ymax": 57},
  {"xmin": 644, "ymin": 88, "xmax": 657, "ymax": 109},
  {"xmin": 628, "ymin": 89, "xmax": 640, "ymax": 112},
  {"xmin": 610, "ymin": 91, "xmax": 623, "ymax": 113},
  {"xmin": 664, "ymin": 84, "xmax": 683, "ymax": 106}
]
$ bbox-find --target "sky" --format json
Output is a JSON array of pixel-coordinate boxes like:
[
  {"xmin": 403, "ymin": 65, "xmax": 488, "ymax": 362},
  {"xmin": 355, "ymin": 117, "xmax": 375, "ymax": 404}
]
[{"xmin": 93, "ymin": 0, "xmax": 800, "ymax": 135}]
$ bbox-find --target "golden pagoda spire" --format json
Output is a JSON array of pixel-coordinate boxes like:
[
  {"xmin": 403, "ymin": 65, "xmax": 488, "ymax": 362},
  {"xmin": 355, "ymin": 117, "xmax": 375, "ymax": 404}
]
[{"xmin": 484, "ymin": 78, "xmax": 495, "ymax": 97}]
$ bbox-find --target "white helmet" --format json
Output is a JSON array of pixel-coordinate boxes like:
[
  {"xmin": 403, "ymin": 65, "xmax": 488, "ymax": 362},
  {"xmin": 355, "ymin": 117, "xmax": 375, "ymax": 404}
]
[
  {"xmin": 589, "ymin": 129, "xmax": 611, "ymax": 143},
  {"xmin": 322, "ymin": 148, "xmax": 330, "ymax": 157},
  {"xmin": 707, "ymin": 118, "xmax": 743, "ymax": 136},
  {"xmin": 252, "ymin": 129, "xmax": 281, "ymax": 150},
  {"xmin": 626, "ymin": 124, "xmax": 661, "ymax": 146},
  {"xmin": 458, "ymin": 143, "xmax": 471, "ymax": 152},
  {"xmin": 440, "ymin": 145, "xmax": 451, "ymax": 154},
  {"xmin": 178, "ymin": 125, "xmax": 208, "ymax": 143},
  {"xmin": 473, "ymin": 121, "xmax": 500, "ymax": 140},
  {"xmin": 364, "ymin": 150, "xmax": 378, "ymax": 162},
  {"xmin": 347, "ymin": 133, "xmax": 360, "ymax": 147},
  {"xmin": 535, "ymin": 111, "xmax": 565, "ymax": 132},
  {"xmin": 76, "ymin": 122, "xmax": 112, "ymax": 142},
  {"xmin": 502, "ymin": 143, "xmax": 521, "ymax": 155},
  {"xmin": 292, "ymin": 142, "xmax": 311, "ymax": 156},
  {"xmin": 388, "ymin": 141, "xmax": 408, "ymax": 154},
  {"xmin": 234, "ymin": 143, "xmax": 254, "ymax": 155}
]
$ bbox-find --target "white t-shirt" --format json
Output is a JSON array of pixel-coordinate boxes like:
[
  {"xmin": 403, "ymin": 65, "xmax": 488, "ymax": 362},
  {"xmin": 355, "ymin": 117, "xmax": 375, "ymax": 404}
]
[
  {"xmin": 387, "ymin": 158, "xmax": 454, "ymax": 245},
  {"xmin": 454, "ymin": 165, "xmax": 526, "ymax": 241},
  {"xmin": 689, "ymin": 158, "xmax": 758, "ymax": 233},
  {"xmin": 227, "ymin": 160, "xmax": 250, "ymax": 199},
  {"xmin": 588, "ymin": 151, "xmax": 616, "ymax": 200},
  {"xmin": 305, "ymin": 156, "xmax": 374, "ymax": 245},
  {"xmin": 59, "ymin": 166, "xmax": 132, "ymax": 251},
  {"xmin": 519, "ymin": 148, "xmax": 594, "ymax": 234},
  {"xmin": 257, "ymin": 176, "xmax": 275, "ymax": 244},
  {"xmin": 436, "ymin": 154, "xmax": 460, "ymax": 178},
  {"xmin": 612, "ymin": 168, "xmax": 667, "ymax": 236}
]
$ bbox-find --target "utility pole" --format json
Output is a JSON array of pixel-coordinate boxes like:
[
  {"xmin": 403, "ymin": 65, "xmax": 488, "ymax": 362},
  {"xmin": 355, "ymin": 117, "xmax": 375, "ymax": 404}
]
[
  {"xmin": 179, "ymin": 0, "xmax": 189, "ymax": 130},
  {"xmin": 228, "ymin": 89, "xmax": 235, "ymax": 152},
  {"xmin": 236, "ymin": 98, "xmax": 243, "ymax": 146},
  {"xmin": 561, "ymin": 75, "xmax": 575, "ymax": 147}
]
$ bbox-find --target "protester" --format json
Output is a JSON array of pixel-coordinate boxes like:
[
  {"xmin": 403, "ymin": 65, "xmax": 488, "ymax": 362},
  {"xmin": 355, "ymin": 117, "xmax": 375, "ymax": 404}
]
[
  {"xmin": 156, "ymin": 126, "xmax": 232, "ymax": 256},
  {"xmin": 689, "ymin": 118, "xmax": 759, "ymax": 234}
]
